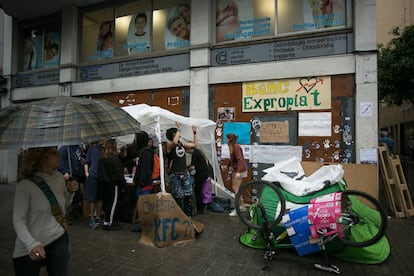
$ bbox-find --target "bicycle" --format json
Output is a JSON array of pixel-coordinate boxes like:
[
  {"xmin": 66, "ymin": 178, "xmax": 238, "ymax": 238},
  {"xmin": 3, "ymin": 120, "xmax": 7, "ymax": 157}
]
[{"xmin": 234, "ymin": 180, "xmax": 388, "ymax": 273}]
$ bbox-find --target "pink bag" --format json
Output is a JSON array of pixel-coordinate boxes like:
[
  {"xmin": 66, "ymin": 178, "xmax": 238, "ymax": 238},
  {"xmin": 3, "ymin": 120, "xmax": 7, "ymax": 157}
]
[{"xmin": 308, "ymin": 192, "xmax": 344, "ymax": 239}]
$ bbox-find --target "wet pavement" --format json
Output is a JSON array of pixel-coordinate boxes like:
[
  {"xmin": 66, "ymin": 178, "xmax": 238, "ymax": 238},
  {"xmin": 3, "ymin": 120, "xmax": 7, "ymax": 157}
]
[{"xmin": 1, "ymin": 158, "xmax": 414, "ymax": 275}]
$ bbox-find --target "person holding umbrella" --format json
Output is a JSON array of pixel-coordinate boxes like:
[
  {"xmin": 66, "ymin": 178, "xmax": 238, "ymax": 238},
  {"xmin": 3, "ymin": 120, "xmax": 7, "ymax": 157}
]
[{"xmin": 12, "ymin": 146, "xmax": 79, "ymax": 275}]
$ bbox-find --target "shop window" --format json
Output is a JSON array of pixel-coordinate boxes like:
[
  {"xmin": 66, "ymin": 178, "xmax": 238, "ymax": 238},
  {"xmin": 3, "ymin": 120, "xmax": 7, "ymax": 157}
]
[
  {"xmin": 81, "ymin": 8, "xmax": 114, "ymax": 62},
  {"xmin": 115, "ymin": 0, "xmax": 152, "ymax": 57},
  {"xmin": 152, "ymin": 0, "xmax": 191, "ymax": 51},
  {"xmin": 20, "ymin": 24, "xmax": 61, "ymax": 71},
  {"xmin": 215, "ymin": 0, "xmax": 275, "ymax": 43},
  {"xmin": 277, "ymin": 0, "xmax": 347, "ymax": 34},
  {"xmin": 80, "ymin": 0, "xmax": 191, "ymax": 63},
  {"xmin": 214, "ymin": 0, "xmax": 347, "ymax": 44}
]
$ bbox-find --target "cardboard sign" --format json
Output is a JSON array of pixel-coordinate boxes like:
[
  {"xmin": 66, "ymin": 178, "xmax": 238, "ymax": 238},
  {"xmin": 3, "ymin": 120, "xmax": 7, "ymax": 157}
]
[
  {"xmin": 138, "ymin": 193, "xmax": 204, "ymax": 248},
  {"xmin": 260, "ymin": 121, "xmax": 290, "ymax": 143}
]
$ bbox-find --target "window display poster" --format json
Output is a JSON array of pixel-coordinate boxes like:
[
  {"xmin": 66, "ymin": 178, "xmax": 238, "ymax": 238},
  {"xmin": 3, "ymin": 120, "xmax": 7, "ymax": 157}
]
[
  {"xmin": 126, "ymin": 11, "xmax": 151, "ymax": 55},
  {"xmin": 44, "ymin": 32, "xmax": 60, "ymax": 67},
  {"xmin": 22, "ymin": 31, "xmax": 43, "ymax": 71},
  {"xmin": 223, "ymin": 121, "xmax": 251, "ymax": 145},
  {"xmin": 165, "ymin": 3, "xmax": 191, "ymax": 49},
  {"xmin": 95, "ymin": 20, "xmax": 114, "ymax": 59},
  {"xmin": 301, "ymin": 0, "xmax": 346, "ymax": 31},
  {"xmin": 216, "ymin": 0, "xmax": 273, "ymax": 43}
]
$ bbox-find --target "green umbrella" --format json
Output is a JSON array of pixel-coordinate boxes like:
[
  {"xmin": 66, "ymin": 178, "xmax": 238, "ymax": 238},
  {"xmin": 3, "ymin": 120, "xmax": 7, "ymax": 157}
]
[{"xmin": 0, "ymin": 96, "xmax": 140, "ymax": 149}]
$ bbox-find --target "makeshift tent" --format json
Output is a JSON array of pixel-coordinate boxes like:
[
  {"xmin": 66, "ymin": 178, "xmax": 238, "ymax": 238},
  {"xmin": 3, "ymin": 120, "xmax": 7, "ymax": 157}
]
[{"xmin": 120, "ymin": 104, "xmax": 224, "ymax": 193}]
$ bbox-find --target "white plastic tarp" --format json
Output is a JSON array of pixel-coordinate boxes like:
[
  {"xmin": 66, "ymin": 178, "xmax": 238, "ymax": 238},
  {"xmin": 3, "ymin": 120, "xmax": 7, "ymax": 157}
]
[
  {"xmin": 120, "ymin": 104, "xmax": 223, "ymax": 193},
  {"xmin": 262, "ymin": 157, "xmax": 344, "ymax": 196}
]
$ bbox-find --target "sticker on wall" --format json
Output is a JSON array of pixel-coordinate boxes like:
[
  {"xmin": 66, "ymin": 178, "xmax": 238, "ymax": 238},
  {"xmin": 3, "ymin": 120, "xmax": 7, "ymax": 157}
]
[
  {"xmin": 312, "ymin": 141, "xmax": 320, "ymax": 150},
  {"xmin": 323, "ymin": 139, "xmax": 331, "ymax": 149},
  {"xmin": 304, "ymin": 149, "xmax": 311, "ymax": 159},
  {"xmin": 250, "ymin": 117, "xmax": 261, "ymax": 136},
  {"xmin": 343, "ymin": 125, "xmax": 353, "ymax": 145},
  {"xmin": 333, "ymin": 124, "xmax": 341, "ymax": 133}
]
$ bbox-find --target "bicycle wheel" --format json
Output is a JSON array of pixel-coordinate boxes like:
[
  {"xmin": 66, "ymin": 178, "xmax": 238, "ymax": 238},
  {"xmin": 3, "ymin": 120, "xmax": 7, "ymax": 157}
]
[
  {"xmin": 235, "ymin": 180, "xmax": 286, "ymax": 230},
  {"xmin": 339, "ymin": 190, "xmax": 387, "ymax": 247}
]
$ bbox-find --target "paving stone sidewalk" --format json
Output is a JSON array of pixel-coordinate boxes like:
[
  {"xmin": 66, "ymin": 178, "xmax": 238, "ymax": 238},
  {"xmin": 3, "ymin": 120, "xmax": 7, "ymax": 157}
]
[{"xmin": 1, "ymin": 183, "xmax": 414, "ymax": 275}]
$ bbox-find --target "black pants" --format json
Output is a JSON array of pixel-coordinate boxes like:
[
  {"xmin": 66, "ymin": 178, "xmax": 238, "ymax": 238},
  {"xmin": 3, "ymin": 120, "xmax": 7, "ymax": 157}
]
[
  {"xmin": 13, "ymin": 232, "xmax": 69, "ymax": 276},
  {"xmin": 102, "ymin": 185, "xmax": 119, "ymax": 225}
]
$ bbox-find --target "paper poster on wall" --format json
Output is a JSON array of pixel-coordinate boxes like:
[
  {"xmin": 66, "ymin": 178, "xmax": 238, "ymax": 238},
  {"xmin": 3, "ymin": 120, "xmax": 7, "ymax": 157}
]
[
  {"xmin": 360, "ymin": 148, "xmax": 377, "ymax": 164},
  {"xmin": 298, "ymin": 112, "xmax": 332, "ymax": 136},
  {"xmin": 223, "ymin": 122, "xmax": 251, "ymax": 145},
  {"xmin": 250, "ymin": 145, "xmax": 303, "ymax": 164},
  {"xmin": 260, "ymin": 121, "xmax": 289, "ymax": 143},
  {"xmin": 221, "ymin": 144, "xmax": 251, "ymax": 160},
  {"xmin": 218, "ymin": 107, "xmax": 235, "ymax": 120},
  {"xmin": 43, "ymin": 32, "xmax": 60, "ymax": 67},
  {"xmin": 216, "ymin": 0, "xmax": 273, "ymax": 43},
  {"xmin": 165, "ymin": 3, "xmax": 191, "ymax": 49},
  {"xmin": 360, "ymin": 102, "xmax": 373, "ymax": 117},
  {"xmin": 126, "ymin": 12, "xmax": 152, "ymax": 55}
]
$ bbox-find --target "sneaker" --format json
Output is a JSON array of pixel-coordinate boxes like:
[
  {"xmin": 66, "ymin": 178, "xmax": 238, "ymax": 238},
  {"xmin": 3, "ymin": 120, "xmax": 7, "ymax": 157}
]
[
  {"xmin": 96, "ymin": 218, "xmax": 104, "ymax": 225},
  {"xmin": 88, "ymin": 218, "xmax": 97, "ymax": 229},
  {"xmin": 102, "ymin": 224, "xmax": 121, "ymax": 231},
  {"xmin": 229, "ymin": 209, "xmax": 237, "ymax": 217}
]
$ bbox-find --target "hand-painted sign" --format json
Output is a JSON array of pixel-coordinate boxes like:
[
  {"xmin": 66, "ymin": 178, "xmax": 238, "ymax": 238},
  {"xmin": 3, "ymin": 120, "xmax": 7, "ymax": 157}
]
[{"xmin": 242, "ymin": 76, "xmax": 331, "ymax": 112}]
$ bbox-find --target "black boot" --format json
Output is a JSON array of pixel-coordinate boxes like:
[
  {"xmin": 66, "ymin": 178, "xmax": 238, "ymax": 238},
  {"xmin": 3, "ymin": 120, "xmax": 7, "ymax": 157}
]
[{"xmin": 184, "ymin": 196, "xmax": 193, "ymax": 217}]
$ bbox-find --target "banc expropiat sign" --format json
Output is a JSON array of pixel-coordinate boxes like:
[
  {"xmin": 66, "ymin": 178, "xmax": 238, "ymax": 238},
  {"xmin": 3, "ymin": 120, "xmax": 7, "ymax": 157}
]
[{"xmin": 242, "ymin": 76, "xmax": 331, "ymax": 112}]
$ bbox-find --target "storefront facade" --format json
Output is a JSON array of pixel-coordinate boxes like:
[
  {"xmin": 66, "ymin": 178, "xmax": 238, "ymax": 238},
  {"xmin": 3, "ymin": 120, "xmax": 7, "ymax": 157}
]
[{"xmin": 0, "ymin": 0, "xmax": 378, "ymax": 185}]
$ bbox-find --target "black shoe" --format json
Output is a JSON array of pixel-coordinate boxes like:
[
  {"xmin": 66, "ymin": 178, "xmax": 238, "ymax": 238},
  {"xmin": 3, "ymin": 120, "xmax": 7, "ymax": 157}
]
[{"xmin": 102, "ymin": 224, "xmax": 121, "ymax": 231}]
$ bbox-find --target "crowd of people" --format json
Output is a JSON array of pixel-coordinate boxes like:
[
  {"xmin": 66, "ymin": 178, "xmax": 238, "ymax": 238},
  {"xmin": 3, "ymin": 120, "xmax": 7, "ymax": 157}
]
[{"xmin": 10, "ymin": 118, "xmax": 249, "ymax": 275}]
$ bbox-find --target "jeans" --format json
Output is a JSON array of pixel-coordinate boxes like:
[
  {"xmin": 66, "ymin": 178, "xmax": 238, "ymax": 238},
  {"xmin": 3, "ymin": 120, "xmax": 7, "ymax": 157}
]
[
  {"xmin": 169, "ymin": 171, "xmax": 192, "ymax": 199},
  {"xmin": 13, "ymin": 232, "xmax": 69, "ymax": 276}
]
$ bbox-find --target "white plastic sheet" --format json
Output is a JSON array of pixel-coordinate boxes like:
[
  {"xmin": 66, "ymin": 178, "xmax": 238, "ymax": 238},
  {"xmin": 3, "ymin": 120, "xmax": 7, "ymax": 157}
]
[
  {"xmin": 121, "ymin": 104, "xmax": 223, "ymax": 193},
  {"xmin": 262, "ymin": 157, "xmax": 344, "ymax": 196}
]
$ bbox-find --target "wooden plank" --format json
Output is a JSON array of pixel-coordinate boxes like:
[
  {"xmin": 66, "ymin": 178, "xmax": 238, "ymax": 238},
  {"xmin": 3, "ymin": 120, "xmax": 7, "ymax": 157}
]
[
  {"xmin": 378, "ymin": 146, "xmax": 406, "ymax": 218},
  {"xmin": 391, "ymin": 157, "xmax": 414, "ymax": 217}
]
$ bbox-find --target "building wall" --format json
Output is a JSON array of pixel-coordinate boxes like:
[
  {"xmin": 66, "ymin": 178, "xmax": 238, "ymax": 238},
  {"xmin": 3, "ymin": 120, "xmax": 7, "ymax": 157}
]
[
  {"xmin": 377, "ymin": 0, "xmax": 414, "ymax": 45},
  {"xmin": 0, "ymin": 0, "xmax": 378, "ymax": 183},
  {"xmin": 377, "ymin": 0, "xmax": 414, "ymax": 155}
]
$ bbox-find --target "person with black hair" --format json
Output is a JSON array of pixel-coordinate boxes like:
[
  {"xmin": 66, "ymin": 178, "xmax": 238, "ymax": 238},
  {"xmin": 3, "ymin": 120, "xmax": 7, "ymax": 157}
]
[
  {"xmin": 187, "ymin": 147, "xmax": 213, "ymax": 214},
  {"xmin": 166, "ymin": 123, "xmax": 198, "ymax": 216}
]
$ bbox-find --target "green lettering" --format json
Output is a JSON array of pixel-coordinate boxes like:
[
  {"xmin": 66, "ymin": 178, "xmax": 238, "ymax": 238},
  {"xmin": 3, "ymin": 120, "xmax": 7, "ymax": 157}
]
[{"xmin": 311, "ymin": 90, "xmax": 321, "ymax": 106}]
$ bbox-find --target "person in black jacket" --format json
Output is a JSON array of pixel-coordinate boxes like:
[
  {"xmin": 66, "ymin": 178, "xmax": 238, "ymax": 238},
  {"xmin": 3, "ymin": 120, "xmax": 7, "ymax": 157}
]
[
  {"xmin": 134, "ymin": 131, "xmax": 156, "ymax": 196},
  {"xmin": 187, "ymin": 147, "xmax": 213, "ymax": 214},
  {"xmin": 98, "ymin": 139, "xmax": 125, "ymax": 230}
]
